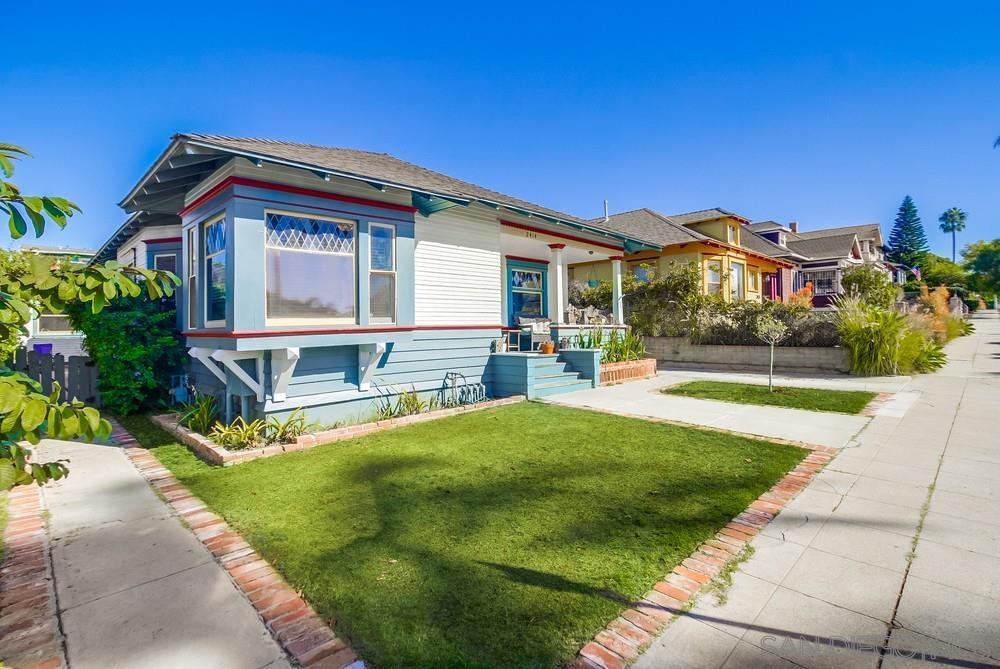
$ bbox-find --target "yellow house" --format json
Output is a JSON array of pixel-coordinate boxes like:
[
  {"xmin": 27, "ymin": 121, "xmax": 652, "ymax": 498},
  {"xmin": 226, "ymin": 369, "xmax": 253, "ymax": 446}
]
[{"xmin": 568, "ymin": 208, "xmax": 794, "ymax": 301}]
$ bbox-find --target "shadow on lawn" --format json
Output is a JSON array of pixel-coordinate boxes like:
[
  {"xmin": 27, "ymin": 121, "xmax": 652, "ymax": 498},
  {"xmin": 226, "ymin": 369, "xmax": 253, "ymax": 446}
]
[{"xmin": 297, "ymin": 440, "xmax": 805, "ymax": 669}]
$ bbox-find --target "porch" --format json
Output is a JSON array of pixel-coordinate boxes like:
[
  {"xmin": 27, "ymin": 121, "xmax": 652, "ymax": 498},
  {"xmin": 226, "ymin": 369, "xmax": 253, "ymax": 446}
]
[{"xmin": 500, "ymin": 220, "xmax": 628, "ymax": 336}]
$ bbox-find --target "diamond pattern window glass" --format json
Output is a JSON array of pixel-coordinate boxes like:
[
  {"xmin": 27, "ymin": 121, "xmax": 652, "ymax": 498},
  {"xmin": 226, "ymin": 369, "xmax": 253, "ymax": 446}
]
[
  {"xmin": 508, "ymin": 266, "xmax": 546, "ymax": 323},
  {"xmin": 203, "ymin": 218, "xmax": 226, "ymax": 325},
  {"xmin": 206, "ymin": 220, "xmax": 226, "ymax": 255},
  {"xmin": 265, "ymin": 213, "xmax": 354, "ymax": 254},
  {"xmin": 265, "ymin": 212, "xmax": 357, "ymax": 322}
]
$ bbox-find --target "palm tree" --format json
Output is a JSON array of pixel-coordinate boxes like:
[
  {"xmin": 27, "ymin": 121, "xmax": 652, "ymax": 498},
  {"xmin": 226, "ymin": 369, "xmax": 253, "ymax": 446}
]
[{"xmin": 938, "ymin": 207, "xmax": 967, "ymax": 262}]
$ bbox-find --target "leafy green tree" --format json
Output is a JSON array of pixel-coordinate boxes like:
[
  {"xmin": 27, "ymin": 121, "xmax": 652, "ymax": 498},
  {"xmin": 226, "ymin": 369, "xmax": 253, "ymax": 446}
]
[
  {"xmin": 886, "ymin": 196, "xmax": 929, "ymax": 268},
  {"xmin": 938, "ymin": 207, "xmax": 967, "ymax": 262},
  {"xmin": 66, "ymin": 296, "xmax": 185, "ymax": 415},
  {"xmin": 841, "ymin": 264, "xmax": 899, "ymax": 309},
  {"xmin": 963, "ymin": 239, "xmax": 1000, "ymax": 298},
  {"xmin": 921, "ymin": 253, "xmax": 968, "ymax": 288},
  {"xmin": 0, "ymin": 143, "xmax": 179, "ymax": 489}
]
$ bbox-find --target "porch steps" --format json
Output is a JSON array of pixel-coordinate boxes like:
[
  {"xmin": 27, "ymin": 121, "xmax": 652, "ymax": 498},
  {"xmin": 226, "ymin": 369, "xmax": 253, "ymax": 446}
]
[
  {"xmin": 530, "ymin": 361, "xmax": 593, "ymax": 397},
  {"xmin": 532, "ymin": 377, "xmax": 594, "ymax": 397}
]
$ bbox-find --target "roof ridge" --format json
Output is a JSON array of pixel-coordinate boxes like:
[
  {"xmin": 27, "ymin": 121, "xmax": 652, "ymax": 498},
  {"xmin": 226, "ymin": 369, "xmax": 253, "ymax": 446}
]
[{"xmin": 180, "ymin": 133, "xmax": 388, "ymax": 157}]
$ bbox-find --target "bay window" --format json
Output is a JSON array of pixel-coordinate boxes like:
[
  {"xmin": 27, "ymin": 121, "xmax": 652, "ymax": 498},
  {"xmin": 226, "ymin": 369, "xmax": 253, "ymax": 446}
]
[
  {"xmin": 265, "ymin": 211, "xmax": 356, "ymax": 323},
  {"xmin": 369, "ymin": 223, "xmax": 396, "ymax": 324},
  {"xmin": 204, "ymin": 216, "xmax": 226, "ymax": 326}
]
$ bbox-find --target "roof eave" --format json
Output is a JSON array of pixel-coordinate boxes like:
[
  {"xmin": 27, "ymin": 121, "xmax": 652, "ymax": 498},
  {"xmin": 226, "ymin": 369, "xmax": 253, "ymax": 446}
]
[{"xmin": 124, "ymin": 135, "xmax": 662, "ymax": 252}]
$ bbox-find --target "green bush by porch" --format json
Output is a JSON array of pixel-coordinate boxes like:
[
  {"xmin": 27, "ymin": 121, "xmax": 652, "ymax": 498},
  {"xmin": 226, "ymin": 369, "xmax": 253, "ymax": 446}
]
[
  {"xmin": 662, "ymin": 380, "xmax": 876, "ymax": 415},
  {"xmin": 119, "ymin": 402, "xmax": 804, "ymax": 669}
]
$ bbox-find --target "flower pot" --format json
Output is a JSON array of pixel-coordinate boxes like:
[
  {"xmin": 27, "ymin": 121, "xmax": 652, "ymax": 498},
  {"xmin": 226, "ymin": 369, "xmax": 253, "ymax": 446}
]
[{"xmin": 540, "ymin": 341, "xmax": 556, "ymax": 354}]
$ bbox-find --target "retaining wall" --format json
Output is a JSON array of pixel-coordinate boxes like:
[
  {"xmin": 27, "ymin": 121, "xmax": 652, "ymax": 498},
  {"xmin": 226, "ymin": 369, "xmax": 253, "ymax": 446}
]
[{"xmin": 644, "ymin": 337, "xmax": 849, "ymax": 374}]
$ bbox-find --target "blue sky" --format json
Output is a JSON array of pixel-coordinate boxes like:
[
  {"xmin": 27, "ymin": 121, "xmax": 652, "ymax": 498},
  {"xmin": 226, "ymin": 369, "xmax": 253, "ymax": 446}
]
[{"xmin": 4, "ymin": 2, "xmax": 999, "ymax": 258}]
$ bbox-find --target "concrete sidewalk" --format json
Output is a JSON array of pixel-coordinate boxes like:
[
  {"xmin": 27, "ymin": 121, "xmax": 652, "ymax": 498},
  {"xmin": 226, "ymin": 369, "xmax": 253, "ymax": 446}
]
[
  {"xmin": 633, "ymin": 311, "xmax": 1000, "ymax": 668},
  {"xmin": 35, "ymin": 438, "xmax": 291, "ymax": 669},
  {"xmin": 548, "ymin": 371, "xmax": 907, "ymax": 449}
]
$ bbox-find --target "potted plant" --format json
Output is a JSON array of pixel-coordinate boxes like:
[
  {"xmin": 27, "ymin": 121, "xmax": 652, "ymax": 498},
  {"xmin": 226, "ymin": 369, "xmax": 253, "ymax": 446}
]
[{"xmin": 540, "ymin": 340, "xmax": 556, "ymax": 354}]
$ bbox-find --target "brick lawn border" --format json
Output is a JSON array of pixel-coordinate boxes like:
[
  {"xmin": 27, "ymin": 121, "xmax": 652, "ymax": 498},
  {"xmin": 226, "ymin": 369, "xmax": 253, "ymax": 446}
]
[
  {"xmin": 564, "ymin": 420, "xmax": 837, "ymax": 669},
  {"xmin": 860, "ymin": 392, "xmax": 894, "ymax": 417},
  {"xmin": 108, "ymin": 419, "xmax": 364, "ymax": 669},
  {"xmin": 0, "ymin": 485, "xmax": 66, "ymax": 669},
  {"xmin": 154, "ymin": 395, "xmax": 526, "ymax": 466}
]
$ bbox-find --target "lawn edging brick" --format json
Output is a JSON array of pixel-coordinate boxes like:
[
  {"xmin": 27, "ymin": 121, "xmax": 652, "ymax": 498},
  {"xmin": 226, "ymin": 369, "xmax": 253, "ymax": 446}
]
[
  {"xmin": 108, "ymin": 418, "xmax": 365, "ymax": 669},
  {"xmin": 153, "ymin": 395, "xmax": 526, "ymax": 466},
  {"xmin": 567, "ymin": 442, "xmax": 836, "ymax": 669},
  {"xmin": 0, "ymin": 484, "xmax": 66, "ymax": 669}
]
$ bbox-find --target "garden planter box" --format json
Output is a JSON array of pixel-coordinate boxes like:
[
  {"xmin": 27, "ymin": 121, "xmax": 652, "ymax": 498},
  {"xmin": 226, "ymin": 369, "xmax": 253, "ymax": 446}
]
[
  {"xmin": 600, "ymin": 358, "xmax": 657, "ymax": 385},
  {"xmin": 152, "ymin": 395, "xmax": 525, "ymax": 466}
]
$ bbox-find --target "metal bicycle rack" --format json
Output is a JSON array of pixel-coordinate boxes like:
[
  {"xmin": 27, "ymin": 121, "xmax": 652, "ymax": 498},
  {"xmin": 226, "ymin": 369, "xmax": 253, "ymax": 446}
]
[{"xmin": 443, "ymin": 371, "xmax": 488, "ymax": 407}]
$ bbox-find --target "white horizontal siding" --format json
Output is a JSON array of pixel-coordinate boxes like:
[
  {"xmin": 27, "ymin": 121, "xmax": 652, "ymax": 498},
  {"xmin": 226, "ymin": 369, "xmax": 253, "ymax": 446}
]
[
  {"xmin": 114, "ymin": 225, "xmax": 182, "ymax": 269},
  {"xmin": 414, "ymin": 208, "xmax": 501, "ymax": 325}
]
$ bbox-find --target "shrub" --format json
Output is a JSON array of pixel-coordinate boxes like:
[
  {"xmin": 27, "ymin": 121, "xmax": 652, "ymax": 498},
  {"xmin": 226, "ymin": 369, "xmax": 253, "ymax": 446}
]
[
  {"xmin": 264, "ymin": 409, "xmax": 308, "ymax": 444},
  {"xmin": 833, "ymin": 296, "xmax": 907, "ymax": 376},
  {"xmin": 841, "ymin": 265, "xmax": 900, "ymax": 310},
  {"xmin": 209, "ymin": 416, "xmax": 266, "ymax": 449},
  {"xmin": 177, "ymin": 395, "xmax": 218, "ymax": 434},
  {"xmin": 0, "ymin": 250, "xmax": 31, "ymax": 363},
  {"xmin": 691, "ymin": 299, "xmax": 840, "ymax": 348},
  {"xmin": 599, "ymin": 329, "xmax": 647, "ymax": 363},
  {"xmin": 67, "ymin": 295, "xmax": 185, "ymax": 415}
]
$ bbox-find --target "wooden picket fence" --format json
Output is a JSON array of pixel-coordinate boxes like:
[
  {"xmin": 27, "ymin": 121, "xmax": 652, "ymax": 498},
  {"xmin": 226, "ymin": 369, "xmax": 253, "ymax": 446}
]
[{"xmin": 12, "ymin": 349, "xmax": 101, "ymax": 406}]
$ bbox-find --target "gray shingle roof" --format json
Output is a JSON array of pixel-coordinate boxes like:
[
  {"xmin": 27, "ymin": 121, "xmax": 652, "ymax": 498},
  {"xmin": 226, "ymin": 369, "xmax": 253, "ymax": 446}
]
[
  {"xmin": 786, "ymin": 233, "xmax": 859, "ymax": 260},
  {"xmin": 745, "ymin": 220, "xmax": 786, "ymax": 232},
  {"xmin": 585, "ymin": 208, "xmax": 707, "ymax": 246},
  {"xmin": 174, "ymin": 134, "xmax": 589, "ymax": 225},
  {"xmin": 668, "ymin": 208, "xmax": 750, "ymax": 225},
  {"xmin": 795, "ymin": 223, "xmax": 882, "ymax": 243},
  {"xmin": 740, "ymin": 229, "xmax": 801, "ymax": 259}
]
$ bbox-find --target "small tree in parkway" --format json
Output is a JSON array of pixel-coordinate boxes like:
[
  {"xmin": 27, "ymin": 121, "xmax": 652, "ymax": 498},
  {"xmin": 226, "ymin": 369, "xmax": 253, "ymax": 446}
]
[{"xmin": 755, "ymin": 315, "xmax": 789, "ymax": 391}]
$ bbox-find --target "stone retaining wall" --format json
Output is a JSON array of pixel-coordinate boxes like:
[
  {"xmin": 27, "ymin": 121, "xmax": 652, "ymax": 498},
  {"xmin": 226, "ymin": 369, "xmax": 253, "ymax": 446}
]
[{"xmin": 644, "ymin": 336, "xmax": 849, "ymax": 374}]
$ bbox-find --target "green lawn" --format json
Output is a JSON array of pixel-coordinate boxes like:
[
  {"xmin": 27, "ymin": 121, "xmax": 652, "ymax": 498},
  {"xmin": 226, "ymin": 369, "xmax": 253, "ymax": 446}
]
[
  {"xmin": 119, "ymin": 402, "xmax": 804, "ymax": 669},
  {"xmin": 662, "ymin": 380, "xmax": 877, "ymax": 415}
]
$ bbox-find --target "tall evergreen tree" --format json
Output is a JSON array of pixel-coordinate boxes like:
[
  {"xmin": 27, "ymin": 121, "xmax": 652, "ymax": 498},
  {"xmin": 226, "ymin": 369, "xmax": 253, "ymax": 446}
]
[{"xmin": 886, "ymin": 195, "xmax": 929, "ymax": 268}]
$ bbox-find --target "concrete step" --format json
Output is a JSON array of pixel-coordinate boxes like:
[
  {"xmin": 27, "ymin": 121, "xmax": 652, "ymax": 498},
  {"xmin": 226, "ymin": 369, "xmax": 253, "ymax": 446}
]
[{"xmin": 532, "ymin": 378, "xmax": 594, "ymax": 397}]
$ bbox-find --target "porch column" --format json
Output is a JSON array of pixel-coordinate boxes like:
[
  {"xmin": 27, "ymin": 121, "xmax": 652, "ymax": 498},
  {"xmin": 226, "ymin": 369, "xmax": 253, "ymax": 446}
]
[
  {"xmin": 610, "ymin": 255, "xmax": 624, "ymax": 325},
  {"xmin": 549, "ymin": 243, "xmax": 566, "ymax": 325}
]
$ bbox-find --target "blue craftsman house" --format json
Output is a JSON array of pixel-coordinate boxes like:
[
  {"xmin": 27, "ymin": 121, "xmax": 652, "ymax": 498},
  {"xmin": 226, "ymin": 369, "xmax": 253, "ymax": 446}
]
[{"xmin": 93, "ymin": 134, "xmax": 660, "ymax": 423}]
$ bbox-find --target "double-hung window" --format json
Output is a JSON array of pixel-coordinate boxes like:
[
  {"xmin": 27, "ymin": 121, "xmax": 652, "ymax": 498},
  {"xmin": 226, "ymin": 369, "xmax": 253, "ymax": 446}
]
[
  {"xmin": 369, "ymin": 224, "xmax": 396, "ymax": 324},
  {"xmin": 187, "ymin": 228, "xmax": 198, "ymax": 329},
  {"xmin": 509, "ymin": 266, "xmax": 545, "ymax": 323},
  {"xmin": 706, "ymin": 259, "xmax": 722, "ymax": 295},
  {"xmin": 203, "ymin": 216, "xmax": 226, "ymax": 327},
  {"xmin": 265, "ymin": 211, "xmax": 356, "ymax": 323}
]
